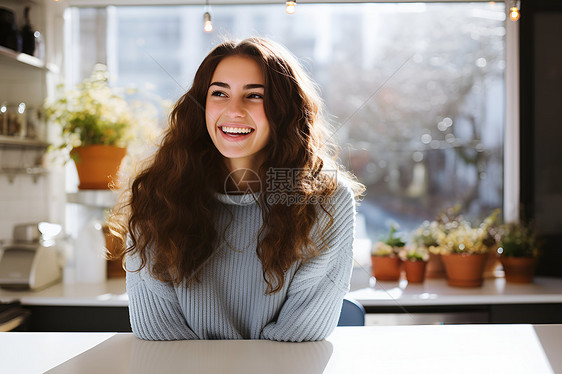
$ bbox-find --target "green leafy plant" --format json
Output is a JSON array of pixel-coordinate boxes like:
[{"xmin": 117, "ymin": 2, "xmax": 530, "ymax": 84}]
[
  {"xmin": 44, "ymin": 64, "xmax": 165, "ymax": 166},
  {"xmin": 399, "ymin": 246, "xmax": 430, "ymax": 262},
  {"xmin": 44, "ymin": 64, "xmax": 135, "ymax": 148},
  {"xmin": 498, "ymin": 221, "xmax": 538, "ymax": 258},
  {"xmin": 429, "ymin": 208, "xmax": 498, "ymax": 255},
  {"xmin": 371, "ymin": 224, "xmax": 406, "ymax": 256},
  {"xmin": 411, "ymin": 220, "xmax": 445, "ymax": 255},
  {"xmin": 383, "ymin": 225, "xmax": 406, "ymax": 247}
]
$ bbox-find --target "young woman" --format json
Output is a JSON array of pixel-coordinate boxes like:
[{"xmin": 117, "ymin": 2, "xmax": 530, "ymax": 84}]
[{"xmin": 109, "ymin": 37, "xmax": 364, "ymax": 342}]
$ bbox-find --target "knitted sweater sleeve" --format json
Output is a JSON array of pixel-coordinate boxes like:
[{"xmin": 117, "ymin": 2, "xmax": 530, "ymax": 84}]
[
  {"xmin": 126, "ymin": 253, "xmax": 199, "ymax": 340},
  {"xmin": 260, "ymin": 183, "xmax": 356, "ymax": 342}
]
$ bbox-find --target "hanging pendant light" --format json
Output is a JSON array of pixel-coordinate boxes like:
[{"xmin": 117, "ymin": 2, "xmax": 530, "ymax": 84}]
[
  {"xmin": 286, "ymin": 1, "xmax": 296, "ymax": 15},
  {"xmin": 203, "ymin": 0, "xmax": 213, "ymax": 32},
  {"xmin": 204, "ymin": 12, "xmax": 213, "ymax": 32}
]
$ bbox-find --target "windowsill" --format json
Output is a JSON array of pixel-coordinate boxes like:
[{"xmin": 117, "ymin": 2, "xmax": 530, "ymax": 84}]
[{"xmin": 349, "ymin": 269, "xmax": 562, "ymax": 306}]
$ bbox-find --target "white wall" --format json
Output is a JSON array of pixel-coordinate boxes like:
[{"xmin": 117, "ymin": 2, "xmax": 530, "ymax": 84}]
[{"xmin": 0, "ymin": 148, "xmax": 66, "ymax": 240}]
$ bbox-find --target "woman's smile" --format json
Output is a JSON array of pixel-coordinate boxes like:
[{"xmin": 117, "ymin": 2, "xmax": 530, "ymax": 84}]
[{"xmin": 218, "ymin": 123, "xmax": 255, "ymax": 140}]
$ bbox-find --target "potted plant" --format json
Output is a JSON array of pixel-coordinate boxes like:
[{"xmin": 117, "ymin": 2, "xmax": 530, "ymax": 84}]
[
  {"xmin": 371, "ymin": 225, "xmax": 405, "ymax": 281},
  {"xmin": 438, "ymin": 210, "xmax": 498, "ymax": 287},
  {"xmin": 481, "ymin": 209, "xmax": 502, "ymax": 278},
  {"xmin": 399, "ymin": 246, "xmax": 429, "ymax": 283},
  {"xmin": 498, "ymin": 221, "xmax": 539, "ymax": 283},
  {"xmin": 411, "ymin": 220, "xmax": 447, "ymax": 279},
  {"xmin": 44, "ymin": 64, "xmax": 158, "ymax": 189}
]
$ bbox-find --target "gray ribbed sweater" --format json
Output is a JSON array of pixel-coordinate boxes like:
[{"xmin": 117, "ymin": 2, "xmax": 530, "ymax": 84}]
[{"xmin": 126, "ymin": 181, "xmax": 356, "ymax": 342}]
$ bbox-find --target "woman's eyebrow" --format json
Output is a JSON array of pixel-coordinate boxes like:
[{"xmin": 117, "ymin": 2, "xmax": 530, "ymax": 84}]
[
  {"xmin": 244, "ymin": 84, "xmax": 264, "ymax": 90},
  {"xmin": 209, "ymin": 82, "xmax": 264, "ymax": 90},
  {"xmin": 209, "ymin": 81, "xmax": 229, "ymax": 89}
]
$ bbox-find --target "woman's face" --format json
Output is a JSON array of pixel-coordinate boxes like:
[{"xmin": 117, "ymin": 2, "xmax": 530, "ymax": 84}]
[{"xmin": 205, "ymin": 55, "xmax": 271, "ymax": 170}]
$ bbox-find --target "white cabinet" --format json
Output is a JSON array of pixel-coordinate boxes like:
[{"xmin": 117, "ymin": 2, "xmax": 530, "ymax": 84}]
[
  {"xmin": 0, "ymin": 0, "xmax": 52, "ymax": 181},
  {"xmin": 0, "ymin": 0, "xmax": 62, "ymax": 240}
]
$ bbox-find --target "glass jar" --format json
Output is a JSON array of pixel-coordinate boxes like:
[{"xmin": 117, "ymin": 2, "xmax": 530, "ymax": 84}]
[
  {"xmin": 0, "ymin": 102, "xmax": 27, "ymax": 137},
  {"xmin": 25, "ymin": 107, "xmax": 45, "ymax": 140}
]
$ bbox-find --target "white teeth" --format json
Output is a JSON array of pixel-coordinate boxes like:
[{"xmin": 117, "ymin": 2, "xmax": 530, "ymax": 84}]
[{"xmin": 221, "ymin": 126, "xmax": 253, "ymax": 134}]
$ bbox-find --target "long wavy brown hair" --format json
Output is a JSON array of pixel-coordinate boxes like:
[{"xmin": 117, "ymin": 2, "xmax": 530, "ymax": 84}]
[{"xmin": 109, "ymin": 37, "xmax": 364, "ymax": 294}]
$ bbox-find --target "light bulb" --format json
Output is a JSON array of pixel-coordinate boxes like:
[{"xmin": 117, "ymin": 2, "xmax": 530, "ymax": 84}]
[
  {"xmin": 204, "ymin": 12, "xmax": 213, "ymax": 33},
  {"xmin": 509, "ymin": 6, "xmax": 520, "ymax": 21},
  {"xmin": 286, "ymin": 1, "xmax": 296, "ymax": 15}
]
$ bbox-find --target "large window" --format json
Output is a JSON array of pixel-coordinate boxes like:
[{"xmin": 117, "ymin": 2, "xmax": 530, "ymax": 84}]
[{"xmin": 68, "ymin": 3, "xmax": 505, "ymax": 243}]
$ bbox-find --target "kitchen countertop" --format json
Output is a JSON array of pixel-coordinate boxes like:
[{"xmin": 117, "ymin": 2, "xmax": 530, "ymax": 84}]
[
  {"xmin": 0, "ymin": 278, "xmax": 127, "ymax": 307},
  {"xmin": 1, "ymin": 325, "xmax": 560, "ymax": 374},
  {"xmin": 2, "ymin": 272, "xmax": 562, "ymax": 308}
]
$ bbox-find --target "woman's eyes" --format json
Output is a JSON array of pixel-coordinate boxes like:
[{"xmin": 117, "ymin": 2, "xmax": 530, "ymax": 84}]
[
  {"xmin": 247, "ymin": 93, "xmax": 264, "ymax": 99},
  {"xmin": 209, "ymin": 91, "xmax": 263, "ymax": 99}
]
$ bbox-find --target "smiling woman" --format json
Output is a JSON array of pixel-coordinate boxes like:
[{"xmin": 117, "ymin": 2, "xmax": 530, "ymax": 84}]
[
  {"xmin": 205, "ymin": 55, "xmax": 271, "ymax": 175},
  {"xmin": 108, "ymin": 37, "xmax": 365, "ymax": 342}
]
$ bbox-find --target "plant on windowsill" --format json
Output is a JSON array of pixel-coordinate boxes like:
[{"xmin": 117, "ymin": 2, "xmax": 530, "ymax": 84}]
[
  {"xmin": 497, "ymin": 221, "xmax": 539, "ymax": 283},
  {"xmin": 438, "ymin": 210, "xmax": 499, "ymax": 287},
  {"xmin": 44, "ymin": 64, "xmax": 161, "ymax": 190},
  {"xmin": 399, "ymin": 246, "xmax": 430, "ymax": 283},
  {"xmin": 371, "ymin": 225, "xmax": 406, "ymax": 281},
  {"xmin": 411, "ymin": 220, "xmax": 447, "ymax": 279}
]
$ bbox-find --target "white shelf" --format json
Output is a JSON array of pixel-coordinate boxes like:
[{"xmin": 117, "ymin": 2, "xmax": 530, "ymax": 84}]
[
  {"xmin": 66, "ymin": 190, "xmax": 119, "ymax": 209},
  {"xmin": 0, "ymin": 46, "xmax": 58, "ymax": 73},
  {"xmin": 0, "ymin": 45, "xmax": 46, "ymax": 70},
  {"xmin": 0, "ymin": 135, "xmax": 49, "ymax": 148}
]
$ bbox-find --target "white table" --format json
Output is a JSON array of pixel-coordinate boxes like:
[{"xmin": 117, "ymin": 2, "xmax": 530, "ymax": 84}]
[{"xmin": 1, "ymin": 325, "xmax": 559, "ymax": 374}]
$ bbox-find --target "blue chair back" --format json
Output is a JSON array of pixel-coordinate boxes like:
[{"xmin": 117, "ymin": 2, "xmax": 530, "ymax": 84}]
[{"xmin": 337, "ymin": 297, "xmax": 365, "ymax": 326}]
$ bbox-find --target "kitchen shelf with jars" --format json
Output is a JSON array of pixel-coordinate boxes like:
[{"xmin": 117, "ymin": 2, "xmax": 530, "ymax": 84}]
[{"xmin": 0, "ymin": 0, "xmax": 53, "ymax": 183}]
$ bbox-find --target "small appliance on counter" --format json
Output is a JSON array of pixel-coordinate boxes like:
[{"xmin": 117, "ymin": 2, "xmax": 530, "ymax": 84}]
[{"xmin": 0, "ymin": 222, "xmax": 64, "ymax": 290}]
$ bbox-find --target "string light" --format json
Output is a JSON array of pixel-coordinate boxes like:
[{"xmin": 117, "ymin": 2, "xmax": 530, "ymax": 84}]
[
  {"xmin": 509, "ymin": 7, "xmax": 520, "ymax": 21},
  {"xmin": 286, "ymin": 1, "xmax": 296, "ymax": 15},
  {"xmin": 203, "ymin": 12, "xmax": 213, "ymax": 33},
  {"xmin": 509, "ymin": 0, "xmax": 520, "ymax": 21}
]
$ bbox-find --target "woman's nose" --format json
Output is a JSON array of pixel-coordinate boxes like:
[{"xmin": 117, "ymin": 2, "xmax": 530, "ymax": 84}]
[{"xmin": 226, "ymin": 97, "xmax": 245, "ymax": 117}]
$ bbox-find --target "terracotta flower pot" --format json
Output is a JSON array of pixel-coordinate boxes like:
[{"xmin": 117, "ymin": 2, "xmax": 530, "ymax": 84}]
[
  {"xmin": 500, "ymin": 256, "xmax": 537, "ymax": 283},
  {"xmin": 404, "ymin": 260, "xmax": 427, "ymax": 283},
  {"xmin": 426, "ymin": 252, "xmax": 446, "ymax": 279},
  {"xmin": 441, "ymin": 253, "xmax": 487, "ymax": 287},
  {"xmin": 483, "ymin": 245, "xmax": 501, "ymax": 278},
  {"xmin": 371, "ymin": 255, "xmax": 402, "ymax": 281},
  {"xmin": 71, "ymin": 145, "xmax": 126, "ymax": 190}
]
